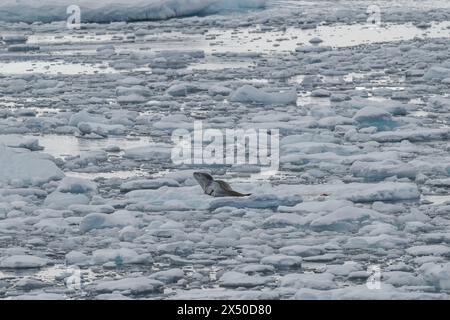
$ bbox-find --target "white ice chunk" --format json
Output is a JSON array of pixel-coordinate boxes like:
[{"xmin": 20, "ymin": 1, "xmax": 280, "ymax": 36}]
[
  {"xmin": 230, "ymin": 85, "xmax": 297, "ymax": 105},
  {"xmin": 219, "ymin": 271, "xmax": 272, "ymax": 288},
  {"xmin": 420, "ymin": 262, "xmax": 450, "ymax": 290},
  {"xmin": 350, "ymin": 160, "xmax": 416, "ymax": 181},
  {"xmin": 79, "ymin": 211, "xmax": 139, "ymax": 233},
  {"xmin": 423, "ymin": 66, "xmax": 450, "ymax": 81},
  {"xmin": 0, "ymin": 145, "xmax": 64, "ymax": 187},
  {"xmin": 0, "ymin": 135, "xmax": 42, "ymax": 151},
  {"xmin": 310, "ymin": 206, "xmax": 382, "ymax": 232},
  {"xmin": 92, "ymin": 277, "xmax": 164, "ymax": 294},
  {"xmin": 123, "ymin": 144, "xmax": 172, "ymax": 161},
  {"xmin": 0, "ymin": 255, "xmax": 48, "ymax": 269},
  {"xmin": 280, "ymin": 273, "xmax": 337, "ymax": 290}
]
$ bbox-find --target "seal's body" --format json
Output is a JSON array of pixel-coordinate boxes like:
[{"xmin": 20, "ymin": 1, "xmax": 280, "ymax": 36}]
[{"xmin": 193, "ymin": 172, "xmax": 251, "ymax": 197}]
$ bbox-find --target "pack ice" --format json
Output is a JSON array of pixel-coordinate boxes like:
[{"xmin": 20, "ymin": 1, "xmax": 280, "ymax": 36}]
[{"xmin": 1, "ymin": 0, "xmax": 450, "ymax": 301}]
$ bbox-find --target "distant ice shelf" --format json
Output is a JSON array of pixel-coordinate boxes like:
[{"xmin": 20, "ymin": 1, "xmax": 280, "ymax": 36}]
[{"xmin": 0, "ymin": 0, "xmax": 267, "ymax": 23}]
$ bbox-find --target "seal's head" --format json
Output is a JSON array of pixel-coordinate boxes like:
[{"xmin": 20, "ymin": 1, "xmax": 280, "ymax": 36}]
[{"xmin": 193, "ymin": 172, "xmax": 214, "ymax": 192}]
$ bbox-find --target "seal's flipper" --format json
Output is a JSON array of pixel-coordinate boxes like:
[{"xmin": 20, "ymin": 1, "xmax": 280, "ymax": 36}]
[
  {"xmin": 216, "ymin": 180, "xmax": 252, "ymax": 197},
  {"xmin": 193, "ymin": 172, "xmax": 214, "ymax": 193}
]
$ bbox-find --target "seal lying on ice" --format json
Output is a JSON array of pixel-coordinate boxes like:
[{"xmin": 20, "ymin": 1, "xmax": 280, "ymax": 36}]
[{"xmin": 193, "ymin": 172, "xmax": 251, "ymax": 197}]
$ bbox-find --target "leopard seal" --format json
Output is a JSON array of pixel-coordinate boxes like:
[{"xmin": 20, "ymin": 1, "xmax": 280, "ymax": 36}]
[{"xmin": 193, "ymin": 172, "xmax": 251, "ymax": 197}]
